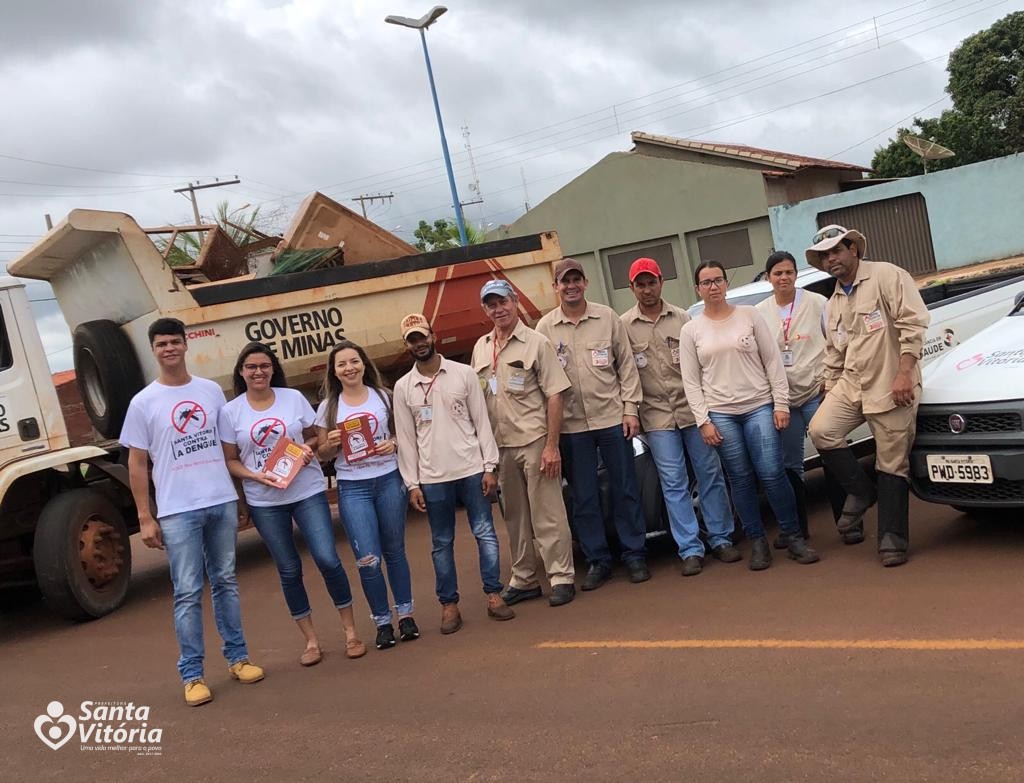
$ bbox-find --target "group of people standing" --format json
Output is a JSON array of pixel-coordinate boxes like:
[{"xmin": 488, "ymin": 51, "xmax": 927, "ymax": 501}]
[{"xmin": 120, "ymin": 222, "xmax": 928, "ymax": 707}]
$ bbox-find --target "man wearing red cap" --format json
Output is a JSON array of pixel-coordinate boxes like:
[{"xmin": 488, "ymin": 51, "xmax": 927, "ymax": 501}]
[
  {"xmin": 536, "ymin": 258, "xmax": 650, "ymax": 590},
  {"xmin": 622, "ymin": 258, "xmax": 740, "ymax": 576}
]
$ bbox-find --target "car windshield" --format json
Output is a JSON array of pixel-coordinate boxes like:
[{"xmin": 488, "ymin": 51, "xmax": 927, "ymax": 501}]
[{"xmin": 689, "ymin": 291, "xmax": 772, "ymax": 317}]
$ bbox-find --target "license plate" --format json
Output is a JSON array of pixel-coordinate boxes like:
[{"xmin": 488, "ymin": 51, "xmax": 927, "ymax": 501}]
[{"xmin": 926, "ymin": 454, "xmax": 993, "ymax": 484}]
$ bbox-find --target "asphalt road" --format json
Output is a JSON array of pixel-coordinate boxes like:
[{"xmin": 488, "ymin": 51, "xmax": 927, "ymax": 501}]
[{"xmin": 3, "ymin": 476, "xmax": 1024, "ymax": 782}]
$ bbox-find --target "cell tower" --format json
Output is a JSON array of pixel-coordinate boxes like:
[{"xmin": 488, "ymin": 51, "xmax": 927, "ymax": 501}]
[{"xmin": 462, "ymin": 125, "xmax": 483, "ymax": 206}]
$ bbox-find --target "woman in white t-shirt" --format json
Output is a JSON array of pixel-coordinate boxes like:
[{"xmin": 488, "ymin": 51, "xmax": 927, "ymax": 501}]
[
  {"xmin": 679, "ymin": 261, "xmax": 820, "ymax": 571},
  {"xmin": 316, "ymin": 339, "xmax": 417, "ymax": 652},
  {"xmin": 220, "ymin": 342, "xmax": 366, "ymax": 667}
]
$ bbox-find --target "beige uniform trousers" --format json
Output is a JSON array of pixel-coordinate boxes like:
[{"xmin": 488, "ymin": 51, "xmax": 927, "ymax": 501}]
[
  {"xmin": 809, "ymin": 375, "xmax": 919, "ymax": 478},
  {"xmin": 498, "ymin": 437, "xmax": 575, "ymax": 588}
]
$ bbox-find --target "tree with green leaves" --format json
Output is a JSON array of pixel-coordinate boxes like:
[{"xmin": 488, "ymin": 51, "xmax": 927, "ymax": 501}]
[
  {"xmin": 412, "ymin": 218, "xmax": 486, "ymax": 252},
  {"xmin": 872, "ymin": 11, "xmax": 1023, "ymax": 177},
  {"xmin": 157, "ymin": 201, "xmax": 282, "ymax": 266}
]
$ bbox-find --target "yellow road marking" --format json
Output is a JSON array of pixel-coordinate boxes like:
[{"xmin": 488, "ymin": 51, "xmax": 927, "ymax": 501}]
[{"xmin": 536, "ymin": 639, "xmax": 1024, "ymax": 651}]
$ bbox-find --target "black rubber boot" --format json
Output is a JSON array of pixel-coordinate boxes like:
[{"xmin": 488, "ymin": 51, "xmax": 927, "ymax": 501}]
[
  {"xmin": 748, "ymin": 537, "xmax": 772, "ymax": 571},
  {"xmin": 877, "ymin": 472, "xmax": 910, "ymax": 567},
  {"xmin": 818, "ymin": 448, "xmax": 877, "ymax": 533},
  {"xmin": 786, "ymin": 535, "xmax": 820, "ymax": 564}
]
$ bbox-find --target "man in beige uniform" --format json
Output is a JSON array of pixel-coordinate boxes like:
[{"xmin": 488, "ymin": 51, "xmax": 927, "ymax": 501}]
[
  {"xmin": 393, "ymin": 313, "xmax": 515, "ymax": 633},
  {"xmin": 806, "ymin": 225, "xmax": 930, "ymax": 567},
  {"xmin": 621, "ymin": 258, "xmax": 739, "ymax": 576},
  {"xmin": 536, "ymin": 258, "xmax": 650, "ymax": 591},
  {"xmin": 471, "ymin": 279, "xmax": 576, "ymax": 607}
]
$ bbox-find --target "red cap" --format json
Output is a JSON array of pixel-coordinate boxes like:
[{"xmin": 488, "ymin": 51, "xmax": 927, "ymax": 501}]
[{"xmin": 628, "ymin": 257, "xmax": 662, "ymax": 282}]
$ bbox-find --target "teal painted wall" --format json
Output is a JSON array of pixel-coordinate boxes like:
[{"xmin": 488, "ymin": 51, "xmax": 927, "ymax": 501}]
[{"xmin": 770, "ymin": 153, "xmax": 1024, "ymax": 271}]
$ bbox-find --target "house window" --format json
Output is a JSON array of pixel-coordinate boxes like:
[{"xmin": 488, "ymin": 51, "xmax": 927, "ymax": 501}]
[
  {"xmin": 606, "ymin": 242, "xmax": 678, "ymax": 290},
  {"xmin": 696, "ymin": 229, "xmax": 753, "ymax": 270}
]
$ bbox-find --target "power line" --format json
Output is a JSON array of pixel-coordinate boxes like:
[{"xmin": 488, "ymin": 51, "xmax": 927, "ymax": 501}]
[
  {"xmin": 0, "ymin": 151, "xmax": 216, "ymax": 179},
  {"xmin": 828, "ymin": 95, "xmax": 952, "ymax": 158}
]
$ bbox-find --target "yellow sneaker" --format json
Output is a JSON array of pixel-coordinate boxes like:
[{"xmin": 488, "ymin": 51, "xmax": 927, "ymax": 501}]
[
  {"xmin": 227, "ymin": 659, "xmax": 265, "ymax": 684},
  {"xmin": 184, "ymin": 679, "xmax": 213, "ymax": 707}
]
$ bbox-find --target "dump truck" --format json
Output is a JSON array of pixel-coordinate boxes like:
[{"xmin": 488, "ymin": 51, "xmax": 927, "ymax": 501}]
[{"xmin": 2, "ymin": 209, "xmax": 562, "ymax": 620}]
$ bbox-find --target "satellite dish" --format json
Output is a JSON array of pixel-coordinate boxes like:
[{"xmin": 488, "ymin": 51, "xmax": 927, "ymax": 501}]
[{"xmin": 902, "ymin": 135, "xmax": 955, "ymax": 174}]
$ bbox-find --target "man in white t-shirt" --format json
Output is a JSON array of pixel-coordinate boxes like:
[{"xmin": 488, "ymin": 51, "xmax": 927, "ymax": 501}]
[{"xmin": 120, "ymin": 318, "xmax": 264, "ymax": 707}]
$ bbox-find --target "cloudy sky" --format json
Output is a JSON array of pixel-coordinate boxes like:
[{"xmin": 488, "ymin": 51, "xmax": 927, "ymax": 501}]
[{"xmin": 0, "ymin": 0, "xmax": 1019, "ymax": 369}]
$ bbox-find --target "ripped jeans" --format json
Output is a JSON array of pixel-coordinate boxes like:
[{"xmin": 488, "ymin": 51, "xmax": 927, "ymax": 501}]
[{"xmin": 337, "ymin": 469, "xmax": 414, "ymax": 627}]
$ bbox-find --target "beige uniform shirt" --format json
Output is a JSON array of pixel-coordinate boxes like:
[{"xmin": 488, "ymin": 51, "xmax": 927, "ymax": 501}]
[
  {"xmin": 823, "ymin": 259, "xmax": 930, "ymax": 414},
  {"xmin": 754, "ymin": 289, "xmax": 828, "ymax": 407},
  {"xmin": 471, "ymin": 320, "xmax": 571, "ymax": 448},
  {"xmin": 393, "ymin": 356, "xmax": 500, "ymax": 489},
  {"xmin": 536, "ymin": 301, "xmax": 643, "ymax": 434},
  {"xmin": 679, "ymin": 305, "xmax": 789, "ymax": 426},
  {"xmin": 621, "ymin": 301, "xmax": 696, "ymax": 431}
]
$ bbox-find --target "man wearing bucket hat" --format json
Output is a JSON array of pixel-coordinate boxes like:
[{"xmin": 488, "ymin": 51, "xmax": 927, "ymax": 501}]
[
  {"xmin": 805, "ymin": 225, "xmax": 930, "ymax": 567},
  {"xmin": 621, "ymin": 257, "xmax": 739, "ymax": 576},
  {"xmin": 471, "ymin": 279, "xmax": 577, "ymax": 607},
  {"xmin": 536, "ymin": 258, "xmax": 650, "ymax": 590}
]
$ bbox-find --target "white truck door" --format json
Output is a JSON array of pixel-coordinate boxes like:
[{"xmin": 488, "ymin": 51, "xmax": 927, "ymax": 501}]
[{"xmin": 0, "ymin": 288, "xmax": 48, "ymax": 462}]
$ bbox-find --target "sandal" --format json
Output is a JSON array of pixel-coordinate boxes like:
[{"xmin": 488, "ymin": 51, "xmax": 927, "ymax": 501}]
[
  {"xmin": 345, "ymin": 638, "xmax": 367, "ymax": 659},
  {"xmin": 300, "ymin": 646, "xmax": 323, "ymax": 667}
]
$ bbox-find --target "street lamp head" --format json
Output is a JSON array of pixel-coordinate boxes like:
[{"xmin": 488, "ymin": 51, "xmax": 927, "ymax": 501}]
[{"xmin": 384, "ymin": 6, "xmax": 447, "ymax": 30}]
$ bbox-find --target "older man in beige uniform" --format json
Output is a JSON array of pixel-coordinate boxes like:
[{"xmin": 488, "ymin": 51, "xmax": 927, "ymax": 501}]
[
  {"xmin": 393, "ymin": 313, "xmax": 514, "ymax": 633},
  {"xmin": 536, "ymin": 258, "xmax": 650, "ymax": 591},
  {"xmin": 471, "ymin": 279, "xmax": 576, "ymax": 607},
  {"xmin": 806, "ymin": 225, "xmax": 930, "ymax": 567}
]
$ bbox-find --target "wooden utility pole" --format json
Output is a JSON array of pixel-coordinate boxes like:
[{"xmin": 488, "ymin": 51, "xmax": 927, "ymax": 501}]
[
  {"xmin": 352, "ymin": 192, "xmax": 395, "ymax": 218},
  {"xmin": 173, "ymin": 178, "xmax": 241, "ymax": 223}
]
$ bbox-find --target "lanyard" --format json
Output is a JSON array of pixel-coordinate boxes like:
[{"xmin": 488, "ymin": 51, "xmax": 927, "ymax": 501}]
[
  {"xmin": 420, "ymin": 371, "xmax": 441, "ymax": 405},
  {"xmin": 781, "ymin": 296, "xmax": 797, "ymax": 349}
]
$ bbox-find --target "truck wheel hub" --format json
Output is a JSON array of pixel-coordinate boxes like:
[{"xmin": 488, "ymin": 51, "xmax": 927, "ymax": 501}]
[{"xmin": 79, "ymin": 518, "xmax": 124, "ymax": 587}]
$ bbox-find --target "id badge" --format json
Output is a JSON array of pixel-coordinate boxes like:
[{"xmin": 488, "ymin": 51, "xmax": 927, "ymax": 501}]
[
  {"xmin": 419, "ymin": 405, "xmax": 433, "ymax": 423},
  {"xmin": 781, "ymin": 350, "xmax": 795, "ymax": 367},
  {"xmin": 863, "ymin": 309, "xmax": 885, "ymax": 333},
  {"xmin": 670, "ymin": 346, "xmax": 680, "ymax": 366},
  {"xmin": 634, "ymin": 351, "xmax": 647, "ymax": 369},
  {"xmin": 591, "ymin": 348, "xmax": 610, "ymax": 367},
  {"xmin": 507, "ymin": 374, "xmax": 526, "ymax": 392},
  {"xmin": 488, "ymin": 377, "xmax": 498, "ymax": 395}
]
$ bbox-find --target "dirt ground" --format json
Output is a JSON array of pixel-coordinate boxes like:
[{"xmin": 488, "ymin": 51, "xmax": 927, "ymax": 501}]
[{"xmin": 3, "ymin": 473, "xmax": 1024, "ymax": 782}]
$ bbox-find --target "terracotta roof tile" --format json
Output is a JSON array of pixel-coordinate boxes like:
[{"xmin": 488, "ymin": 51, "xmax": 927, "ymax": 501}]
[{"xmin": 631, "ymin": 131, "xmax": 869, "ymax": 172}]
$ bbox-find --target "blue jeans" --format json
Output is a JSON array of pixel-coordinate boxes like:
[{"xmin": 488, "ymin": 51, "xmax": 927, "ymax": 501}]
[
  {"xmin": 161, "ymin": 500, "xmax": 249, "ymax": 684},
  {"xmin": 646, "ymin": 426, "xmax": 735, "ymax": 559},
  {"xmin": 782, "ymin": 394, "xmax": 822, "ymax": 475},
  {"xmin": 709, "ymin": 404, "xmax": 799, "ymax": 540},
  {"xmin": 338, "ymin": 469, "xmax": 414, "ymax": 626},
  {"xmin": 249, "ymin": 492, "xmax": 353, "ymax": 621},
  {"xmin": 421, "ymin": 472, "xmax": 502, "ymax": 604},
  {"xmin": 561, "ymin": 425, "xmax": 646, "ymax": 566}
]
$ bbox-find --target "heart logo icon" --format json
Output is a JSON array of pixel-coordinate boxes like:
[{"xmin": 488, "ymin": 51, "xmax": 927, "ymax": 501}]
[{"xmin": 34, "ymin": 701, "xmax": 76, "ymax": 750}]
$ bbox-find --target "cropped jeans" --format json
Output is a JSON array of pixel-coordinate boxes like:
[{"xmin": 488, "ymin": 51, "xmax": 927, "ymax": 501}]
[
  {"xmin": 249, "ymin": 491, "xmax": 354, "ymax": 620},
  {"xmin": 337, "ymin": 469, "xmax": 414, "ymax": 627},
  {"xmin": 161, "ymin": 500, "xmax": 249, "ymax": 684},
  {"xmin": 420, "ymin": 472, "xmax": 502, "ymax": 605},
  {"xmin": 709, "ymin": 404, "xmax": 800, "ymax": 541}
]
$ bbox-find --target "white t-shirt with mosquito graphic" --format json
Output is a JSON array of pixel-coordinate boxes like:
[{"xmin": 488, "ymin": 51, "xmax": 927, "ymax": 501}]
[
  {"xmin": 119, "ymin": 376, "xmax": 238, "ymax": 519},
  {"xmin": 219, "ymin": 387, "xmax": 326, "ymax": 507}
]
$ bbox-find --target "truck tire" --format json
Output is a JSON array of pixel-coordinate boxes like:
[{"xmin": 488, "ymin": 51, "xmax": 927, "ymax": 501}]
[
  {"xmin": 33, "ymin": 488, "xmax": 132, "ymax": 621},
  {"xmin": 73, "ymin": 320, "xmax": 144, "ymax": 439}
]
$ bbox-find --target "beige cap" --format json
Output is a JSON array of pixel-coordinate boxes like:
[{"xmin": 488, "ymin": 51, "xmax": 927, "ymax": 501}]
[{"xmin": 400, "ymin": 313, "xmax": 431, "ymax": 340}]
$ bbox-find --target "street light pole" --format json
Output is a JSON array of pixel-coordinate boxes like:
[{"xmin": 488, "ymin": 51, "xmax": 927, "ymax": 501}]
[{"xmin": 385, "ymin": 6, "xmax": 469, "ymax": 247}]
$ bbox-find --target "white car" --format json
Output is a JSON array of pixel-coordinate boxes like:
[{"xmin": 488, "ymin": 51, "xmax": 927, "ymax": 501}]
[{"xmin": 909, "ymin": 292, "xmax": 1024, "ymax": 511}]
